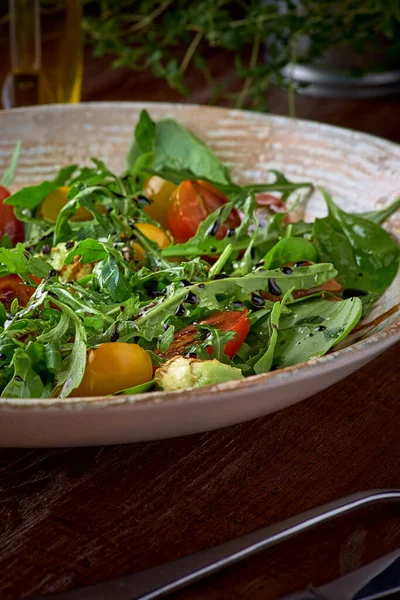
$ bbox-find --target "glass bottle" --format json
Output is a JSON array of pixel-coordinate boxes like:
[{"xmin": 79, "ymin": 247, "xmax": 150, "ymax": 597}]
[{"xmin": 2, "ymin": 0, "xmax": 83, "ymax": 108}]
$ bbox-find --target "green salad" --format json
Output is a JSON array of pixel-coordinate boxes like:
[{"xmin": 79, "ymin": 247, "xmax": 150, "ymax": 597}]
[{"xmin": 0, "ymin": 111, "xmax": 398, "ymax": 399}]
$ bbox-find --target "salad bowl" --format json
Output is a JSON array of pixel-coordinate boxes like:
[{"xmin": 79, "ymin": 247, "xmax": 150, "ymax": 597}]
[{"xmin": 0, "ymin": 102, "xmax": 399, "ymax": 447}]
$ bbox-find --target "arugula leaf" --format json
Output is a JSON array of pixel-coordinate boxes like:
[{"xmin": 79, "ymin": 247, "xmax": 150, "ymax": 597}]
[
  {"xmin": 273, "ymin": 297, "xmax": 362, "ymax": 369},
  {"xmin": 152, "ymin": 165, "xmax": 313, "ymax": 199},
  {"xmin": 52, "ymin": 164, "xmax": 78, "ymax": 186},
  {"xmin": 358, "ymin": 197, "xmax": 400, "ymax": 225},
  {"xmin": 95, "ymin": 255, "xmax": 132, "ymax": 303},
  {"xmin": 135, "ymin": 263, "xmax": 337, "ymax": 341},
  {"xmin": 53, "ymin": 302, "xmax": 87, "ymax": 398},
  {"xmin": 65, "ymin": 239, "xmax": 108, "ymax": 264},
  {"xmin": 115, "ymin": 380, "xmax": 155, "ymax": 395},
  {"xmin": 313, "ymin": 187, "xmax": 399, "ymax": 296},
  {"xmin": 254, "ymin": 289, "xmax": 293, "ymax": 374},
  {"xmin": 1, "ymin": 350, "xmax": 44, "ymax": 398},
  {"xmin": 1, "ymin": 141, "xmax": 22, "ymax": 188},
  {"xmin": 263, "ymin": 237, "xmax": 319, "ymax": 269},
  {"xmin": 0, "ymin": 243, "xmax": 28, "ymax": 274},
  {"xmin": 5, "ymin": 181, "xmax": 57, "ymax": 210}
]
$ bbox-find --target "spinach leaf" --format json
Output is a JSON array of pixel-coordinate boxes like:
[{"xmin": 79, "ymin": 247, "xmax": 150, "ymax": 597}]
[
  {"xmin": 127, "ymin": 110, "xmax": 229, "ymax": 184},
  {"xmin": 1, "ymin": 141, "xmax": 22, "ymax": 187},
  {"xmin": 313, "ymin": 187, "xmax": 399, "ymax": 296},
  {"xmin": 273, "ymin": 296, "xmax": 362, "ymax": 369},
  {"xmin": 263, "ymin": 237, "xmax": 319, "ymax": 269}
]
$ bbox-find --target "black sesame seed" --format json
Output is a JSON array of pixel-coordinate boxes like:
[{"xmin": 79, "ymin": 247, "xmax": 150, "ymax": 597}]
[
  {"xmin": 207, "ymin": 218, "xmax": 221, "ymax": 237},
  {"xmin": 198, "ymin": 283, "xmax": 205, "ymax": 289},
  {"xmin": 316, "ymin": 325, "xmax": 326, "ymax": 331},
  {"xmin": 280, "ymin": 266, "xmax": 293, "ymax": 275},
  {"xmin": 210, "ymin": 246, "xmax": 217, "ymax": 253},
  {"xmin": 137, "ymin": 194, "xmax": 151, "ymax": 205},
  {"xmin": 226, "ymin": 228, "xmax": 235, "ymax": 238},
  {"xmin": 47, "ymin": 269, "xmax": 57, "ymax": 278},
  {"xmin": 293, "ymin": 261, "xmax": 307, "ymax": 268},
  {"xmin": 268, "ymin": 278, "xmax": 282, "ymax": 296},
  {"xmin": 174, "ymin": 304, "xmax": 185, "ymax": 316},
  {"xmin": 113, "ymin": 242, "xmax": 119, "ymax": 249},
  {"xmin": 232, "ymin": 300, "xmax": 243, "ymax": 308},
  {"xmin": 342, "ymin": 288, "xmax": 368, "ymax": 298},
  {"xmin": 0, "ymin": 353, "xmax": 5, "ymax": 360},
  {"xmin": 65, "ymin": 240, "xmax": 74, "ymax": 250},
  {"xmin": 251, "ymin": 293, "xmax": 266, "ymax": 306},
  {"xmin": 184, "ymin": 291, "xmax": 199, "ymax": 304},
  {"xmin": 179, "ymin": 279, "xmax": 191, "ymax": 287},
  {"xmin": 41, "ymin": 245, "xmax": 51, "ymax": 255},
  {"xmin": 14, "ymin": 375, "xmax": 23, "ymax": 382},
  {"xmin": 163, "ymin": 323, "xmax": 169, "ymax": 331},
  {"xmin": 309, "ymin": 333, "xmax": 314, "ymax": 337}
]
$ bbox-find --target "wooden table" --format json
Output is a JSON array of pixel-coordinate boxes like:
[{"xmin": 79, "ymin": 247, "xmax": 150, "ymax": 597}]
[{"xmin": 1, "ymin": 53, "xmax": 400, "ymax": 600}]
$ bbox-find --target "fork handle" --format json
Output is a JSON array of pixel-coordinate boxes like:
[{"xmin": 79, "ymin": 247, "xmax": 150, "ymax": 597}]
[{"xmin": 34, "ymin": 489, "xmax": 400, "ymax": 600}]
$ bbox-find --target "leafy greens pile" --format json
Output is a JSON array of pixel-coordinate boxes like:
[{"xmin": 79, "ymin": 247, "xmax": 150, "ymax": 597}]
[{"xmin": 0, "ymin": 110, "xmax": 399, "ymax": 399}]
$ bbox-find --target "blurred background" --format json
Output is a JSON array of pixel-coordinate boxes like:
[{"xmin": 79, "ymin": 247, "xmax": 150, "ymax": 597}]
[{"xmin": 1, "ymin": 1, "xmax": 400, "ymax": 123}]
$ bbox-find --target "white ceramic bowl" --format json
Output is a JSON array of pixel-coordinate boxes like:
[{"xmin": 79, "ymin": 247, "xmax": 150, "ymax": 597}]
[{"xmin": 0, "ymin": 102, "xmax": 399, "ymax": 447}]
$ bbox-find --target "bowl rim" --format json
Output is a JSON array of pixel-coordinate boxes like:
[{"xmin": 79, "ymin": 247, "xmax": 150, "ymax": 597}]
[{"xmin": 0, "ymin": 101, "xmax": 399, "ymax": 411}]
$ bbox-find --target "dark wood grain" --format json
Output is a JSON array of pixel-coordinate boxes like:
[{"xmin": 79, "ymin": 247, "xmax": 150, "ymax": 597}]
[{"xmin": 1, "ymin": 51, "xmax": 400, "ymax": 600}]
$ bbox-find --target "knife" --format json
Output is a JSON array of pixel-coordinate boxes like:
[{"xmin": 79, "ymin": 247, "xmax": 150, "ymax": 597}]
[{"xmin": 32, "ymin": 489, "xmax": 400, "ymax": 600}]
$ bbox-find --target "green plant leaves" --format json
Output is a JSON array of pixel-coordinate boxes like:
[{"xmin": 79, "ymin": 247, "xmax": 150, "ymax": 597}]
[
  {"xmin": 127, "ymin": 110, "xmax": 230, "ymax": 184},
  {"xmin": 273, "ymin": 297, "xmax": 363, "ymax": 369},
  {"xmin": 263, "ymin": 237, "xmax": 319, "ymax": 269},
  {"xmin": 313, "ymin": 187, "xmax": 399, "ymax": 297}
]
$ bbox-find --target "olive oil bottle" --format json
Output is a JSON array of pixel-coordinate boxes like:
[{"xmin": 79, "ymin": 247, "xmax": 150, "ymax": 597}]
[{"xmin": 2, "ymin": 0, "xmax": 82, "ymax": 108}]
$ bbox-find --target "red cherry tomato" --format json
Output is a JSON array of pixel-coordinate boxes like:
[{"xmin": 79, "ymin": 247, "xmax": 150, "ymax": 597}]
[
  {"xmin": 0, "ymin": 274, "xmax": 36, "ymax": 310},
  {"xmin": 167, "ymin": 180, "xmax": 241, "ymax": 244},
  {"xmin": 162, "ymin": 309, "xmax": 250, "ymax": 360},
  {"xmin": 0, "ymin": 185, "xmax": 24, "ymax": 245}
]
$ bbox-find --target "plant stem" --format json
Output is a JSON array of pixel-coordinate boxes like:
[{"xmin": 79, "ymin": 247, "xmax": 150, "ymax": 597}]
[
  {"xmin": 237, "ymin": 34, "xmax": 261, "ymax": 109},
  {"xmin": 180, "ymin": 30, "xmax": 204, "ymax": 74}
]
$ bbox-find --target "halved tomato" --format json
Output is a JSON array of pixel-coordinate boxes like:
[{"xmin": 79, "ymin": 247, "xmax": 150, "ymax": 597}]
[
  {"xmin": 162, "ymin": 309, "xmax": 250, "ymax": 360},
  {"xmin": 167, "ymin": 180, "xmax": 241, "ymax": 244},
  {"xmin": 0, "ymin": 185, "xmax": 24, "ymax": 246},
  {"xmin": 0, "ymin": 274, "xmax": 36, "ymax": 310}
]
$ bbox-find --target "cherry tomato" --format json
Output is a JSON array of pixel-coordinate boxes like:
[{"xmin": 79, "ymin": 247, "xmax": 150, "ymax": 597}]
[
  {"xmin": 162, "ymin": 309, "xmax": 250, "ymax": 360},
  {"xmin": 72, "ymin": 342, "xmax": 153, "ymax": 397},
  {"xmin": 132, "ymin": 222, "xmax": 171, "ymax": 262},
  {"xmin": 144, "ymin": 176, "xmax": 177, "ymax": 228},
  {"xmin": 0, "ymin": 274, "xmax": 36, "ymax": 310},
  {"xmin": 167, "ymin": 180, "xmax": 241, "ymax": 243},
  {"xmin": 0, "ymin": 185, "xmax": 24, "ymax": 245}
]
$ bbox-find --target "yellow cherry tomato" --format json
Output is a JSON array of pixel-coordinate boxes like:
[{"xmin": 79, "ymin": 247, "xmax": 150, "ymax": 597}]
[
  {"xmin": 144, "ymin": 176, "xmax": 177, "ymax": 228},
  {"xmin": 73, "ymin": 342, "xmax": 153, "ymax": 397},
  {"xmin": 38, "ymin": 186, "xmax": 93, "ymax": 223},
  {"xmin": 132, "ymin": 222, "xmax": 171, "ymax": 262}
]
